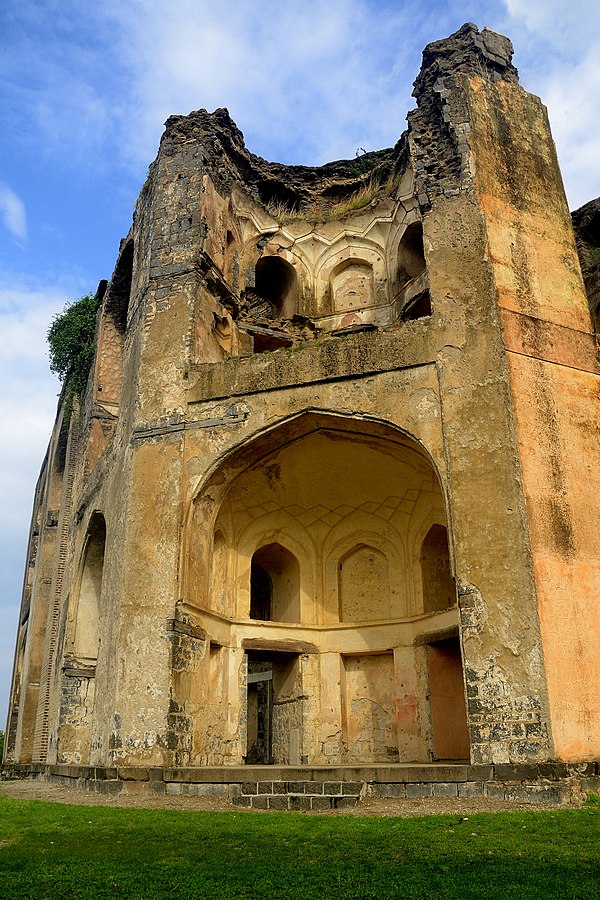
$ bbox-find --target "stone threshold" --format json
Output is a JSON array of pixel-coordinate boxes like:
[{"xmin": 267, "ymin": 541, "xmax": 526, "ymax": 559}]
[{"xmin": 2, "ymin": 761, "xmax": 599, "ymax": 807}]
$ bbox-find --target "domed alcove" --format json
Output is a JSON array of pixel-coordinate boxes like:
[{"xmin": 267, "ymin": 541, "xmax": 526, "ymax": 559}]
[{"xmin": 185, "ymin": 413, "xmax": 468, "ymax": 766}]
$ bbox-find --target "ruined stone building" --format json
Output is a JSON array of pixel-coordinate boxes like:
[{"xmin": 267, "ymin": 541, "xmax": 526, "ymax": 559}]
[{"xmin": 5, "ymin": 24, "xmax": 600, "ymax": 794}]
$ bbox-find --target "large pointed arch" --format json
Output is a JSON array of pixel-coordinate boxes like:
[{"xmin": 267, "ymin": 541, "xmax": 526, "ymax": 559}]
[
  {"xmin": 181, "ymin": 410, "xmax": 468, "ymax": 766},
  {"xmin": 183, "ymin": 409, "xmax": 454, "ymax": 615}
]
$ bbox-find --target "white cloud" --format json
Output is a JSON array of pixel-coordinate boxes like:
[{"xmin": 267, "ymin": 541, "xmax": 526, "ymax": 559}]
[
  {"xmin": 102, "ymin": 0, "xmax": 426, "ymax": 167},
  {"xmin": 541, "ymin": 47, "xmax": 600, "ymax": 209},
  {"xmin": 0, "ymin": 183, "xmax": 27, "ymax": 242},
  {"xmin": 504, "ymin": 0, "xmax": 600, "ymax": 43},
  {"xmin": 0, "ymin": 0, "xmax": 418, "ymax": 189},
  {"xmin": 0, "ymin": 2, "xmax": 116, "ymax": 178},
  {"xmin": 89, "ymin": 0, "xmax": 600, "ymax": 207}
]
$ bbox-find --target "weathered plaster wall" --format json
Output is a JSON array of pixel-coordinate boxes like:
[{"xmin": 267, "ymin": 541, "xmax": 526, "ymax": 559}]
[
  {"xmin": 342, "ymin": 654, "xmax": 397, "ymax": 762},
  {"xmin": 57, "ymin": 673, "xmax": 95, "ymax": 764},
  {"xmin": 508, "ymin": 360, "xmax": 600, "ymax": 759},
  {"xmin": 466, "ymin": 72, "xmax": 600, "ymax": 759},
  {"xmin": 405, "ymin": 25, "xmax": 557, "ymax": 764}
]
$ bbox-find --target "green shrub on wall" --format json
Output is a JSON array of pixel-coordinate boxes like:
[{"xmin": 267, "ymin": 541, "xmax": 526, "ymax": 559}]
[{"xmin": 47, "ymin": 294, "xmax": 100, "ymax": 403}]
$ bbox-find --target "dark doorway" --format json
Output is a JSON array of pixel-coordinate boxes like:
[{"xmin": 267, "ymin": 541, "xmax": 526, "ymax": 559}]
[
  {"xmin": 250, "ymin": 563, "xmax": 272, "ymax": 621},
  {"xmin": 246, "ymin": 659, "xmax": 273, "ymax": 764},
  {"xmin": 427, "ymin": 637, "xmax": 470, "ymax": 760},
  {"xmin": 245, "ymin": 651, "xmax": 302, "ymax": 765}
]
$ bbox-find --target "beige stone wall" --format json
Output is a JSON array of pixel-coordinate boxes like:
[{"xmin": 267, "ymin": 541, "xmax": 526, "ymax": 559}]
[{"xmin": 467, "ymin": 75, "xmax": 600, "ymax": 760}]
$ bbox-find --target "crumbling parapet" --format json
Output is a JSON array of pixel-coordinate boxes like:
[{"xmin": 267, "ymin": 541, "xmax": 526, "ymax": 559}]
[{"xmin": 408, "ymin": 22, "xmax": 518, "ymax": 210}]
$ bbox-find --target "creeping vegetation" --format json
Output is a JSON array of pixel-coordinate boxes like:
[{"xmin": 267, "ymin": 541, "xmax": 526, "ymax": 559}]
[{"xmin": 47, "ymin": 293, "xmax": 100, "ymax": 401}]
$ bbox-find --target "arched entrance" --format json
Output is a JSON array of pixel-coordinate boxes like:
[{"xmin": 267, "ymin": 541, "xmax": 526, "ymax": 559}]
[
  {"xmin": 186, "ymin": 413, "xmax": 469, "ymax": 766},
  {"xmin": 58, "ymin": 512, "xmax": 106, "ymax": 764}
]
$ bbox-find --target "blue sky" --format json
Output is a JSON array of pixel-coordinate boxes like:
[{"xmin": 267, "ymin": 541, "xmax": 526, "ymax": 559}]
[{"xmin": 0, "ymin": 0, "xmax": 598, "ymax": 730}]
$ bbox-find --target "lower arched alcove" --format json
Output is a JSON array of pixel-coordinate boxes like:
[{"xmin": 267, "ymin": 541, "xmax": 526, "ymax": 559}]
[{"xmin": 183, "ymin": 413, "xmax": 468, "ymax": 767}]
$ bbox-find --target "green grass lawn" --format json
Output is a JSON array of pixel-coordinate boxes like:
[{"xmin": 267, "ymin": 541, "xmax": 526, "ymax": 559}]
[{"xmin": 0, "ymin": 798, "xmax": 599, "ymax": 899}]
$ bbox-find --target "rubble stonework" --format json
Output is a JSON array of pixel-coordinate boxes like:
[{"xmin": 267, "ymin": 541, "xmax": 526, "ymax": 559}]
[{"xmin": 4, "ymin": 23, "xmax": 600, "ymax": 785}]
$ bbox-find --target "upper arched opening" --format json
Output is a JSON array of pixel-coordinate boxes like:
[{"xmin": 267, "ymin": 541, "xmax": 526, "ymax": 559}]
[
  {"xmin": 250, "ymin": 542, "xmax": 300, "ymax": 622},
  {"xmin": 254, "ymin": 256, "xmax": 297, "ymax": 318},
  {"xmin": 105, "ymin": 238, "xmax": 134, "ymax": 332},
  {"xmin": 397, "ymin": 222, "xmax": 426, "ymax": 288}
]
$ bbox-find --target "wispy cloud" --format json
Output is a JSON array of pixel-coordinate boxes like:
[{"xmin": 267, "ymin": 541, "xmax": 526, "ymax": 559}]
[
  {"xmin": 101, "ymin": 0, "xmax": 428, "ymax": 167},
  {"xmin": 0, "ymin": 183, "xmax": 27, "ymax": 242},
  {"xmin": 0, "ymin": 2, "xmax": 116, "ymax": 179},
  {"xmin": 0, "ymin": 1, "xmax": 479, "ymax": 173},
  {"xmin": 0, "ymin": 277, "xmax": 77, "ymax": 564}
]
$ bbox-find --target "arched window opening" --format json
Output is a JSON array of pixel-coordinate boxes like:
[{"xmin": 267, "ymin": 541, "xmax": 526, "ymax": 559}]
[
  {"xmin": 330, "ymin": 261, "xmax": 374, "ymax": 312},
  {"xmin": 250, "ymin": 543, "xmax": 300, "ymax": 622},
  {"xmin": 74, "ymin": 513, "xmax": 106, "ymax": 663},
  {"xmin": 105, "ymin": 238, "xmax": 133, "ymax": 332},
  {"xmin": 420, "ymin": 524, "xmax": 455, "ymax": 613},
  {"xmin": 254, "ymin": 257, "xmax": 297, "ymax": 319},
  {"xmin": 338, "ymin": 544, "xmax": 391, "ymax": 622},
  {"xmin": 397, "ymin": 222, "xmax": 426, "ymax": 289}
]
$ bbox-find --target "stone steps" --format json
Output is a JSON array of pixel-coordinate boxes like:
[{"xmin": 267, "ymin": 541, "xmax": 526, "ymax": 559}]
[
  {"xmin": 5, "ymin": 762, "xmax": 600, "ymax": 807},
  {"xmin": 232, "ymin": 779, "xmax": 363, "ymax": 810}
]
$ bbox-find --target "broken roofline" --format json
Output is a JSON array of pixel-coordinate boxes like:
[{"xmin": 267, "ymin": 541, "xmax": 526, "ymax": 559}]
[{"xmin": 156, "ymin": 23, "xmax": 518, "ymax": 215}]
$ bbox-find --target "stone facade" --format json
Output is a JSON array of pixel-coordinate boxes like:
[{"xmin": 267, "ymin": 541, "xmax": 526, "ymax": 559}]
[{"xmin": 5, "ymin": 24, "xmax": 600, "ymax": 774}]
